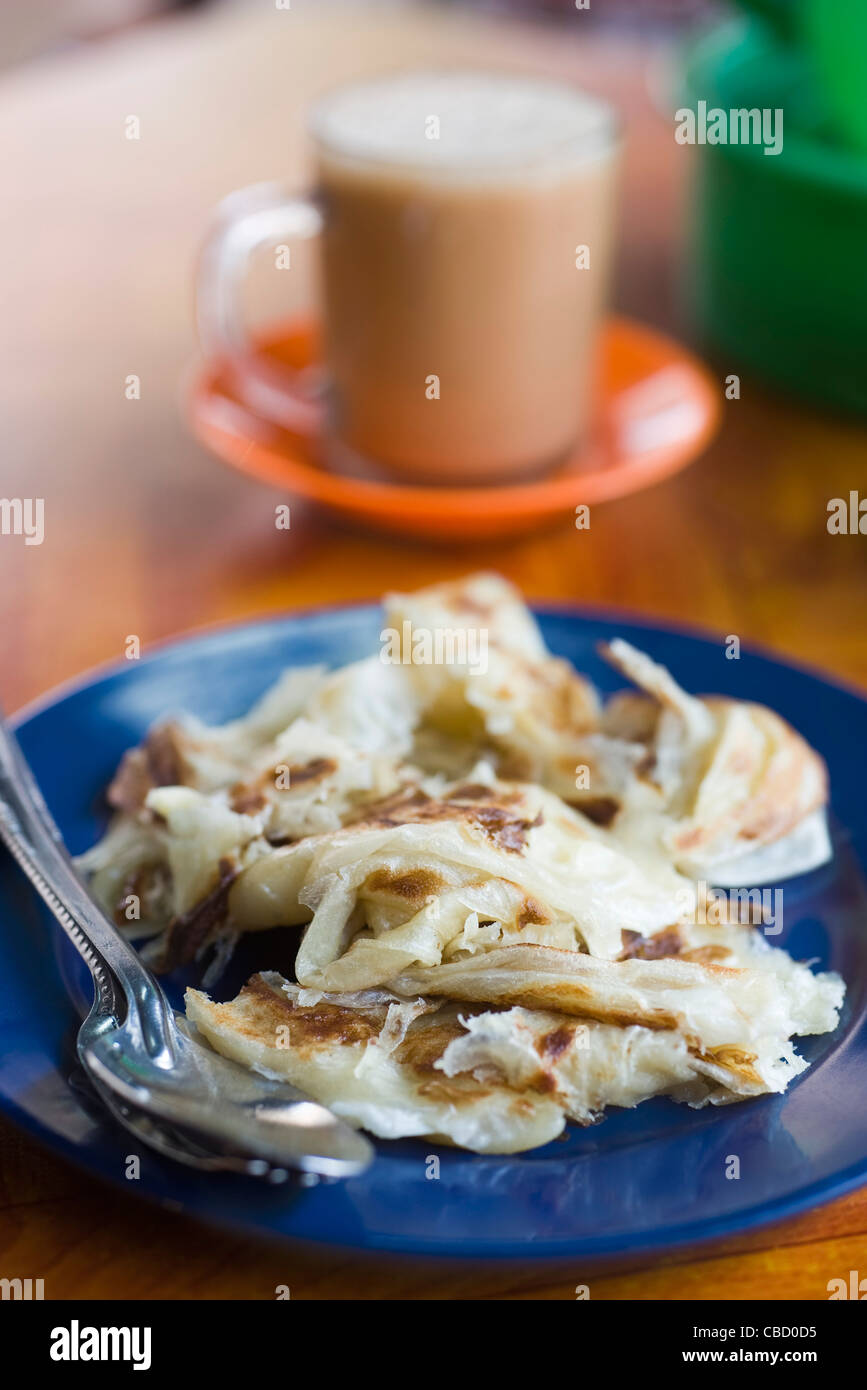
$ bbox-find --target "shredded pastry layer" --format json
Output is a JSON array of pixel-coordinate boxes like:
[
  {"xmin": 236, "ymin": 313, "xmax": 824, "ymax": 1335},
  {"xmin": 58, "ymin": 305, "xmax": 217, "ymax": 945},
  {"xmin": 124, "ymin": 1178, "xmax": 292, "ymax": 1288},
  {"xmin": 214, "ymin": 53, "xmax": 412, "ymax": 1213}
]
[{"xmin": 80, "ymin": 573, "xmax": 844, "ymax": 1152}]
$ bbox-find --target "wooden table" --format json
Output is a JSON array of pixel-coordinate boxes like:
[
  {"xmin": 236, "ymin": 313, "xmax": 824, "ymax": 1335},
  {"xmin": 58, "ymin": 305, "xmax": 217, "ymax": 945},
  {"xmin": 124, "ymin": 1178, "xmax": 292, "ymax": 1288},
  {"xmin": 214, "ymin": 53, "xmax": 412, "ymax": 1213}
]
[{"xmin": 1, "ymin": 2, "xmax": 865, "ymax": 1301}]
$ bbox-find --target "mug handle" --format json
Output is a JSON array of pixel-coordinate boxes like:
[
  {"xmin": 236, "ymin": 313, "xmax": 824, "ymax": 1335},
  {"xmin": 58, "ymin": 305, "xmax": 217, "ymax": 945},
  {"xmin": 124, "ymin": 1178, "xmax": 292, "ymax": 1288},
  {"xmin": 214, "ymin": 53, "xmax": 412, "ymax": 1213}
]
[{"xmin": 196, "ymin": 181, "xmax": 325, "ymax": 433}]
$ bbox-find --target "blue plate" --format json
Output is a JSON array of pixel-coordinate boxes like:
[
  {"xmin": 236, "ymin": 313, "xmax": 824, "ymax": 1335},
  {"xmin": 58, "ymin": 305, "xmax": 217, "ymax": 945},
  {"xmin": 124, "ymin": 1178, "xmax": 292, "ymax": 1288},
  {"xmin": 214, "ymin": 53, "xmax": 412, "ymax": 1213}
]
[{"xmin": 2, "ymin": 604, "xmax": 866, "ymax": 1260}]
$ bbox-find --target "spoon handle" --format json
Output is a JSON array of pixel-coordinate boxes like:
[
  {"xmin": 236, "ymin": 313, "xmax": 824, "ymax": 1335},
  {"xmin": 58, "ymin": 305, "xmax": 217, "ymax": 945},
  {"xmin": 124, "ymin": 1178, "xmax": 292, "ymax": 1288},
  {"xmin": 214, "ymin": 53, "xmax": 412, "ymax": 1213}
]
[{"xmin": 0, "ymin": 713, "xmax": 173, "ymax": 1057}]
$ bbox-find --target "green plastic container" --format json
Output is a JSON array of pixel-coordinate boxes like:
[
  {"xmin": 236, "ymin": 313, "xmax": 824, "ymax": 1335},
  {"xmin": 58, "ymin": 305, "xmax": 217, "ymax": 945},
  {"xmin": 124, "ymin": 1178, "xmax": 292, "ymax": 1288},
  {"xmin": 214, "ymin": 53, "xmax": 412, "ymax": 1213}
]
[
  {"xmin": 682, "ymin": 20, "xmax": 867, "ymax": 413},
  {"xmin": 738, "ymin": 0, "xmax": 867, "ymax": 153},
  {"xmin": 803, "ymin": 0, "xmax": 867, "ymax": 155}
]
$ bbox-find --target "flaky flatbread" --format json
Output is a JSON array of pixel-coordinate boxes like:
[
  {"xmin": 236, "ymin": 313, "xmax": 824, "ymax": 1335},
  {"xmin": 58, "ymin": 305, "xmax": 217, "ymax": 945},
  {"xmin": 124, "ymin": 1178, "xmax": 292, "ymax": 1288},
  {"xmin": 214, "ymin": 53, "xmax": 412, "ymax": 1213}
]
[
  {"xmin": 78, "ymin": 572, "xmax": 843, "ymax": 1153},
  {"xmin": 186, "ymin": 971, "xmax": 810, "ymax": 1154}
]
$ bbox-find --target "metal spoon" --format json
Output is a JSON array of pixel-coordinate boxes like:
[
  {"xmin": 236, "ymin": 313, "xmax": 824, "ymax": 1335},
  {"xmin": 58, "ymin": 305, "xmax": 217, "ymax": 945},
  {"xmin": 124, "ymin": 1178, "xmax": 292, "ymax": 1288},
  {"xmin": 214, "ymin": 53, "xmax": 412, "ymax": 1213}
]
[{"xmin": 0, "ymin": 710, "xmax": 373, "ymax": 1180}]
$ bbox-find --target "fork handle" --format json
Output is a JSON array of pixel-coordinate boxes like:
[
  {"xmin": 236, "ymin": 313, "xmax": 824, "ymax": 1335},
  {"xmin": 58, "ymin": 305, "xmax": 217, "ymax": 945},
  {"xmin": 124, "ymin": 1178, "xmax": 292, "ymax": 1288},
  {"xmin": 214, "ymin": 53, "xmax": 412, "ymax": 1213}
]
[{"xmin": 0, "ymin": 714, "xmax": 175, "ymax": 1060}]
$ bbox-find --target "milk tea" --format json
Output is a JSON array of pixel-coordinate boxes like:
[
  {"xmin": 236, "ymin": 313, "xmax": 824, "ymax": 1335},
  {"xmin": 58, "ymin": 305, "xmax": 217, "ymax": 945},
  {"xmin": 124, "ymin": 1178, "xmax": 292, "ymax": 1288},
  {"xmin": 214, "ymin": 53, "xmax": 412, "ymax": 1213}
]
[{"xmin": 312, "ymin": 73, "xmax": 619, "ymax": 484}]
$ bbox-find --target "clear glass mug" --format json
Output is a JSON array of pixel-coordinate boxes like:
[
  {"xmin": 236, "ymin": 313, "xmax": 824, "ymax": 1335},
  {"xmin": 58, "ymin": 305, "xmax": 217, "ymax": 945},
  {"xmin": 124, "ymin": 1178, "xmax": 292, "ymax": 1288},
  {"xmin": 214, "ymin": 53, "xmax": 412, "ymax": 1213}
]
[{"xmin": 196, "ymin": 73, "xmax": 620, "ymax": 486}]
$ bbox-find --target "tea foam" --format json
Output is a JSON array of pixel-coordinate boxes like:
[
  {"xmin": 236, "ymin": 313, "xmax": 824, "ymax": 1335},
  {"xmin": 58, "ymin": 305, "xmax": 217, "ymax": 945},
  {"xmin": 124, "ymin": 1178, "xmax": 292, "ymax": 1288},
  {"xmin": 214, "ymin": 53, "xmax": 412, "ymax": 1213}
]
[{"xmin": 312, "ymin": 72, "xmax": 614, "ymax": 173}]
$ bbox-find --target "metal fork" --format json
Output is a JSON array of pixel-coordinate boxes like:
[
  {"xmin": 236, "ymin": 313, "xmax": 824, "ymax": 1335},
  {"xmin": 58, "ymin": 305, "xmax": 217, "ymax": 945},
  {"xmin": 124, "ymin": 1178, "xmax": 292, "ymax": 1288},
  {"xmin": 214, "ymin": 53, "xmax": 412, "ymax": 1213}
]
[{"xmin": 0, "ymin": 711, "xmax": 373, "ymax": 1181}]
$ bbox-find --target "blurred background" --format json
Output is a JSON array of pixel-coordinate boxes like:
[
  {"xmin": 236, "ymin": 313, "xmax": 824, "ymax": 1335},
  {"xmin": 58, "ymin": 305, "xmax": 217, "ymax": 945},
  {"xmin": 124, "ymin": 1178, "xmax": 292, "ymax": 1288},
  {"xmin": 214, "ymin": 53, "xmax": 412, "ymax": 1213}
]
[
  {"xmin": 0, "ymin": 1, "xmax": 721, "ymax": 71},
  {"xmin": 0, "ymin": 0, "xmax": 864, "ymax": 692}
]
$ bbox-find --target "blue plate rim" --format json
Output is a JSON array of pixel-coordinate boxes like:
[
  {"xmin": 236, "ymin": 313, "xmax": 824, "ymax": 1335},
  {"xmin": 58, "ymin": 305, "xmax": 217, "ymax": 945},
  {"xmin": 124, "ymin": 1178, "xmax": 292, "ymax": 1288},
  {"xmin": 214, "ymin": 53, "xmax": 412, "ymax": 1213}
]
[{"xmin": 4, "ymin": 1081, "xmax": 867, "ymax": 1263}]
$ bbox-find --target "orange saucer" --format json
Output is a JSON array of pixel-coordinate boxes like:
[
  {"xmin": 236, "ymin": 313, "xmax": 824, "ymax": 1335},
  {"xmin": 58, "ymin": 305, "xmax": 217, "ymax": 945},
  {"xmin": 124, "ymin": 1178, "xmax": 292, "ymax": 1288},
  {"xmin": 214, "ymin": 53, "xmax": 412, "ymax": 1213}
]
[{"xmin": 188, "ymin": 318, "xmax": 720, "ymax": 542}]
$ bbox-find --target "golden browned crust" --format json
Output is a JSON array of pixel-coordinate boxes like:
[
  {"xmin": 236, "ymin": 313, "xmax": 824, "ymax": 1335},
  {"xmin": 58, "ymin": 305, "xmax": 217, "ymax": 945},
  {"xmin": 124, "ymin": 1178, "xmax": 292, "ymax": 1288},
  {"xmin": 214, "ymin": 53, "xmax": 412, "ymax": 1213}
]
[
  {"xmin": 395, "ymin": 943, "xmax": 747, "ymax": 1034},
  {"xmin": 283, "ymin": 756, "xmax": 339, "ymax": 786},
  {"xmin": 158, "ymin": 857, "xmax": 238, "ymax": 971},
  {"xmin": 393, "ymin": 1018, "xmax": 471, "ymax": 1076},
  {"xmin": 236, "ymin": 973, "xmax": 387, "ymax": 1051},
  {"xmin": 228, "ymin": 785, "xmax": 269, "ymax": 815},
  {"xmin": 572, "ymin": 797, "xmax": 620, "ymax": 828},
  {"xmin": 365, "ymin": 867, "xmax": 450, "ymax": 904},
  {"xmin": 393, "ymin": 1007, "xmax": 560, "ymax": 1100},
  {"xmin": 107, "ymin": 723, "xmax": 189, "ymax": 813},
  {"xmin": 617, "ymin": 928, "xmax": 734, "ymax": 967},
  {"xmin": 619, "ymin": 927, "xmax": 683, "ymax": 961},
  {"xmin": 536, "ymin": 1024, "xmax": 578, "ymax": 1061},
  {"xmin": 353, "ymin": 785, "xmax": 543, "ymax": 855},
  {"xmin": 699, "ymin": 1044, "xmax": 763, "ymax": 1088},
  {"xmin": 453, "ymin": 984, "xmax": 682, "ymax": 1034},
  {"xmin": 515, "ymin": 896, "xmax": 551, "ymax": 929},
  {"xmin": 229, "ymin": 756, "xmax": 339, "ymax": 816},
  {"xmin": 223, "ymin": 976, "xmax": 559, "ymax": 1107},
  {"xmin": 680, "ymin": 944, "xmax": 733, "ymax": 965}
]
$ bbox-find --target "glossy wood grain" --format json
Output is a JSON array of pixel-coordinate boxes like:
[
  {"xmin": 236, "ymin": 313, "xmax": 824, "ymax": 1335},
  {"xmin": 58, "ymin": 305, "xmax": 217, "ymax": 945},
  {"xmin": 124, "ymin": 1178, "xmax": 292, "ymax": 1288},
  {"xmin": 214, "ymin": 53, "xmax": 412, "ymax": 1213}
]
[{"xmin": 0, "ymin": 2, "xmax": 865, "ymax": 1301}]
